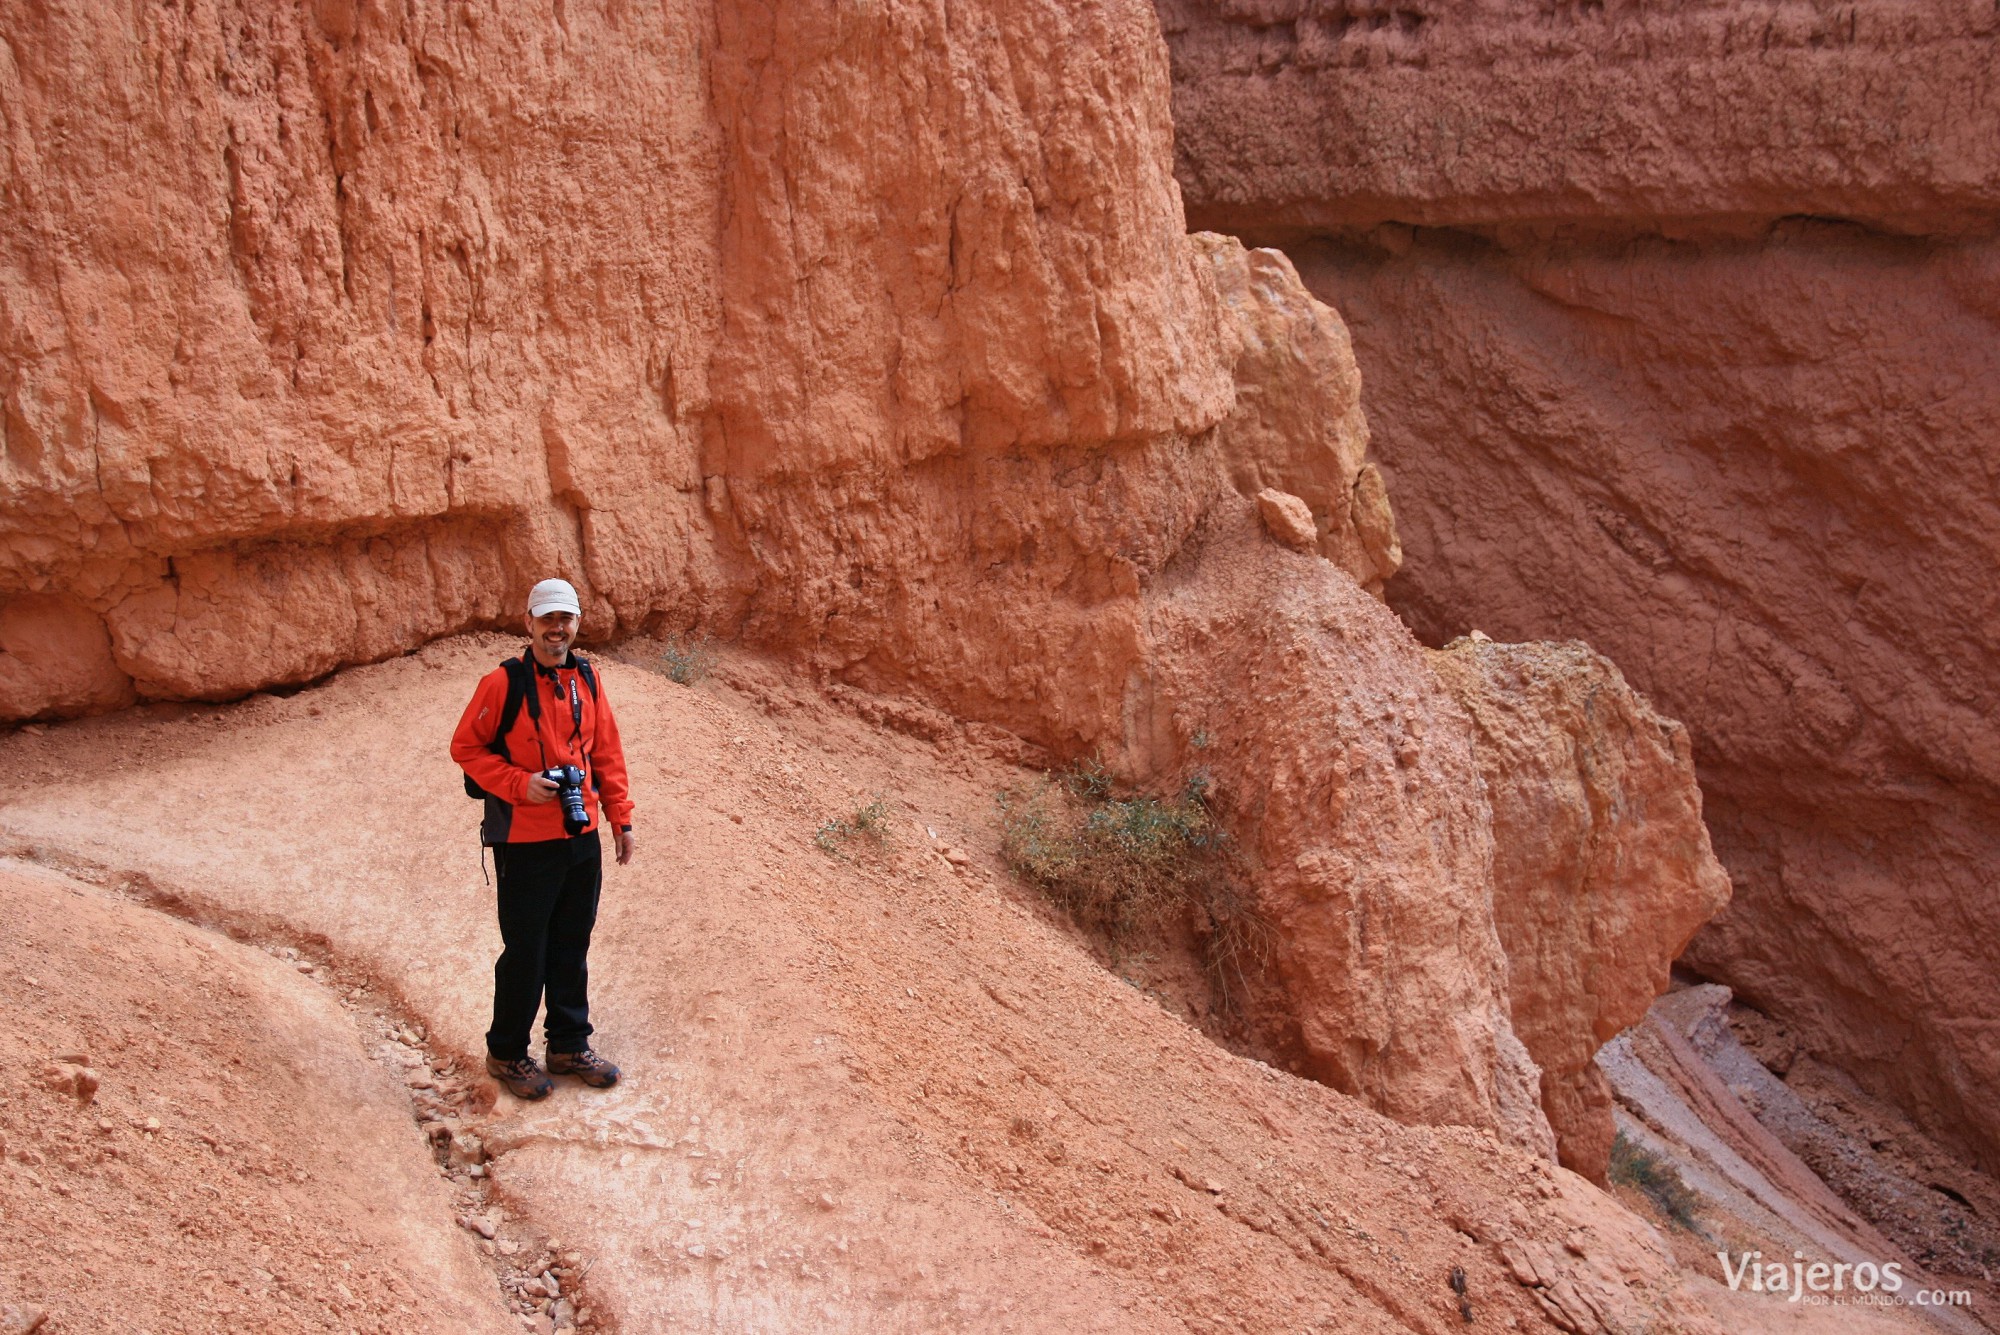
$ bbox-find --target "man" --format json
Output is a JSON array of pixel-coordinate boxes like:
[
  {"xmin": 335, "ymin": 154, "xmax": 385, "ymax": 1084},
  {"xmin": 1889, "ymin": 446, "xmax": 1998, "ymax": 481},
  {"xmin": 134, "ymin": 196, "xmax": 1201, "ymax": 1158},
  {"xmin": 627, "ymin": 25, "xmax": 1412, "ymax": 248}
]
[{"xmin": 451, "ymin": 578, "xmax": 636, "ymax": 1100}]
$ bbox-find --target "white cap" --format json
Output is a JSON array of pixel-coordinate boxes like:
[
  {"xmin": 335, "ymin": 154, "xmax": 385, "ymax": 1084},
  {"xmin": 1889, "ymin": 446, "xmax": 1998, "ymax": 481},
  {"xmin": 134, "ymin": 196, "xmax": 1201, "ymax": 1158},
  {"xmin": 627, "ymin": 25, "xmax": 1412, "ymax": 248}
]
[{"xmin": 527, "ymin": 578, "xmax": 582, "ymax": 618}]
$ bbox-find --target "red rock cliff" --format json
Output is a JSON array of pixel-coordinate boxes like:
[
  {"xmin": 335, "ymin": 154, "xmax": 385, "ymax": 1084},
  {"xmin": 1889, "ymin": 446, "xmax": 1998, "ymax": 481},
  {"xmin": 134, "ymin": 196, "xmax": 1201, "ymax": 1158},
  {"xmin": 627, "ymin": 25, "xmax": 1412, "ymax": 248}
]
[
  {"xmin": 1159, "ymin": 0, "xmax": 2000, "ymax": 1171},
  {"xmin": 0, "ymin": 0, "xmax": 1573, "ymax": 1151}
]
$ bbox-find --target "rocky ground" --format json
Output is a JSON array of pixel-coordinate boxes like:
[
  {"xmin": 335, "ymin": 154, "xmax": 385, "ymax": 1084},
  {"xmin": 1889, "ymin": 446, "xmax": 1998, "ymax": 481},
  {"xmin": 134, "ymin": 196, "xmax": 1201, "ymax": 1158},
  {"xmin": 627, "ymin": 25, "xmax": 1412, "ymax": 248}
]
[
  {"xmin": 1599, "ymin": 986, "xmax": 1994, "ymax": 1335},
  {"xmin": 0, "ymin": 632, "xmax": 1741, "ymax": 1334},
  {"xmin": 0, "ymin": 861, "xmax": 513, "ymax": 1334}
]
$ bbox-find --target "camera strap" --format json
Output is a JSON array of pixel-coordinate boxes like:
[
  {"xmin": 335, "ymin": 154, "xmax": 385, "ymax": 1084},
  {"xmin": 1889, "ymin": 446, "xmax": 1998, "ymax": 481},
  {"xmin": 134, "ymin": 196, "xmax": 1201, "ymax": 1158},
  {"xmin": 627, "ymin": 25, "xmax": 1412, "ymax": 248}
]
[{"xmin": 517, "ymin": 655, "xmax": 554, "ymax": 774}]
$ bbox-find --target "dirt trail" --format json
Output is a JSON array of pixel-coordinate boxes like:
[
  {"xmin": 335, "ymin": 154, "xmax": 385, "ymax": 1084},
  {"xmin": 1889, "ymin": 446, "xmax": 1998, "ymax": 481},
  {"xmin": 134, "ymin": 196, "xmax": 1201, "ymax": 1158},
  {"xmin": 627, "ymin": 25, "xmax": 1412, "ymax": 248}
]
[
  {"xmin": 0, "ymin": 634, "xmax": 1709, "ymax": 1333},
  {"xmin": 0, "ymin": 860, "xmax": 514, "ymax": 1334}
]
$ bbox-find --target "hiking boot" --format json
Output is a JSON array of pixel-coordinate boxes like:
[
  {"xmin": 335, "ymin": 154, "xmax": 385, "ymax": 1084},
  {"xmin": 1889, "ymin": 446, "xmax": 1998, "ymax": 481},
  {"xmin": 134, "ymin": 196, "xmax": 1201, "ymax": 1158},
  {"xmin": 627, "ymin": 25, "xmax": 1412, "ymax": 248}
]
[
  {"xmin": 485, "ymin": 1054, "xmax": 553, "ymax": 1100},
  {"xmin": 546, "ymin": 1048, "xmax": 621, "ymax": 1089}
]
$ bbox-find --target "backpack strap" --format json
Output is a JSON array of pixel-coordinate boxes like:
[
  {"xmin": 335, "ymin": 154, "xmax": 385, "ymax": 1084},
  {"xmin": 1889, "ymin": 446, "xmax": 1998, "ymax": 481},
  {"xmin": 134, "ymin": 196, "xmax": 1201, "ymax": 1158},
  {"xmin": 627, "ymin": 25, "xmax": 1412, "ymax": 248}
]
[
  {"xmin": 574, "ymin": 655, "xmax": 600, "ymax": 790},
  {"xmin": 468, "ymin": 651, "xmax": 591, "ymax": 815},
  {"xmin": 490, "ymin": 652, "xmax": 541, "ymax": 757}
]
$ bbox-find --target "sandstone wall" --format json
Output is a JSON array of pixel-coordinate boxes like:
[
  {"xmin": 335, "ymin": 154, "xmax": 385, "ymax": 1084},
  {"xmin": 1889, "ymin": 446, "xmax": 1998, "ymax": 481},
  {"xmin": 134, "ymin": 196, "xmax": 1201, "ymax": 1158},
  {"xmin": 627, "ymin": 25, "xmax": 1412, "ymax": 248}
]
[
  {"xmin": 1430, "ymin": 638, "xmax": 1731, "ymax": 1180},
  {"xmin": 1158, "ymin": 0, "xmax": 2000, "ymax": 1169},
  {"xmin": 0, "ymin": 0, "xmax": 725, "ymax": 707},
  {"xmin": 1157, "ymin": 0, "xmax": 1999, "ymax": 237},
  {"xmin": 0, "ymin": 0, "xmax": 1569, "ymax": 1150}
]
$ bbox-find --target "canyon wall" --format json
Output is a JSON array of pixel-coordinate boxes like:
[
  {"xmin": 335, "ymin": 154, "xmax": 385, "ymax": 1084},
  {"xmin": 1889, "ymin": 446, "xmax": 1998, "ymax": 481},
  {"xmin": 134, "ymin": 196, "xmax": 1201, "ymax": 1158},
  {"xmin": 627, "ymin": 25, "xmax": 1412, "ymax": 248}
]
[
  {"xmin": 0, "ymin": 0, "xmax": 1729, "ymax": 1162},
  {"xmin": 1158, "ymin": 0, "xmax": 2000, "ymax": 1170},
  {"xmin": 0, "ymin": 0, "xmax": 1518, "ymax": 1149},
  {"xmin": 0, "ymin": 0, "xmax": 726, "ymax": 708}
]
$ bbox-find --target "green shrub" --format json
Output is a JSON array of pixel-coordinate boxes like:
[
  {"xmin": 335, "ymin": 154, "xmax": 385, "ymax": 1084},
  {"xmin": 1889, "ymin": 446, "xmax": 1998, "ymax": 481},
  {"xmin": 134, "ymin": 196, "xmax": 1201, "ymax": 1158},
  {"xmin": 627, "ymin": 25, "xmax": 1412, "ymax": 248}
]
[
  {"xmin": 997, "ymin": 760, "xmax": 1266, "ymax": 991},
  {"xmin": 660, "ymin": 632, "xmax": 716, "ymax": 685},
  {"xmin": 1610, "ymin": 1131, "xmax": 1706, "ymax": 1234},
  {"xmin": 815, "ymin": 796, "xmax": 891, "ymax": 856}
]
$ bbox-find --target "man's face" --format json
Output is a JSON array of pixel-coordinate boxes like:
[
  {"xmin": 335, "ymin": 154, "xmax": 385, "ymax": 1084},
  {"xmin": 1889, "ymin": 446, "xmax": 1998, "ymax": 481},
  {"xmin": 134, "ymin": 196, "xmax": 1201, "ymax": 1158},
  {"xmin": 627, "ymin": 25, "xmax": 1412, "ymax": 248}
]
[{"xmin": 527, "ymin": 609, "xmax": 579, "ymax": 660}]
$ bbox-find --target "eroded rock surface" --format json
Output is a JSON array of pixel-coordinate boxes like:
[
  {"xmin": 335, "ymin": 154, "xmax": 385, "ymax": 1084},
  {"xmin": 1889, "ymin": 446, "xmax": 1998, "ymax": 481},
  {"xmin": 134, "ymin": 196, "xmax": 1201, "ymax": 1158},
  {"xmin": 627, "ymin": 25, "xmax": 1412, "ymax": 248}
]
[
  {"xmin": 1, "ymin": 0, "xmax": 1732, "ymax": 1189},
  {"xmin": 1194, "ymin": 234, "xmax": 1400, "ymax": 592},
  {"xmin": 0, "ymin": 0, "xmax": 1236, "ymax": 734},
  {"xmin": 1139, "ymin": 513, "xmax": 1551, "ymax": 1153},
  {"xmin": 1157, "ymin": 0, "xmax": 2000, "ymax": 236},
  {"xmin": 1158, "ymin": 0, "xmax": 2000, "ymax": 1172},
  {"xmin": 1430, "ymin": 638, "xmax": 1731, "ymax": 1181},
  {"xmin": 0, "ymin": 0, "xmax": 1542, "ymax": 1151},
  {"xmin": 1599, "ymin": 985, "xmax": 1992, "ymax": 1334}
]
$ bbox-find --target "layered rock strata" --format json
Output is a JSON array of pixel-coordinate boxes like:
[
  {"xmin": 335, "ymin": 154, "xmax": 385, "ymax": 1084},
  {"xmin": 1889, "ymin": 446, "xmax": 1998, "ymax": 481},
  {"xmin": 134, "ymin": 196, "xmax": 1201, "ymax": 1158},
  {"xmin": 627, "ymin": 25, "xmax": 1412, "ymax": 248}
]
[
  {"xmin": 1157, "ymin": 0, "xmax": 2000, "ymax": 1171},
  {"xmin": 1156, "ymin": 0, "xmax": 1999, "ymax": 236}
]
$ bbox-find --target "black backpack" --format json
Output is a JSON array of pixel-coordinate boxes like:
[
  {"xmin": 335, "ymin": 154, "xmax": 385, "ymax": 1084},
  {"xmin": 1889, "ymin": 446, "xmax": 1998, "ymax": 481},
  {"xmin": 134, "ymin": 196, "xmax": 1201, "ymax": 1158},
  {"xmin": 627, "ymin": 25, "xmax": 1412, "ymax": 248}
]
[{"xmin": 462, "ymin": 650, "xmax": 600, "ymax": 801}]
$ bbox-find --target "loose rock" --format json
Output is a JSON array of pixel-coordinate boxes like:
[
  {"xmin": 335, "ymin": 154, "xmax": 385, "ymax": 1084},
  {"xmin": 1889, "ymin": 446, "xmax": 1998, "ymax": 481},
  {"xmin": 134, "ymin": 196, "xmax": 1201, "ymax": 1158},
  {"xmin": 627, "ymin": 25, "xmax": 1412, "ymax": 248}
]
[
  {"xmin": 0, "ymin": 1302, "xmax": 48, "ymax": 1335},
  {"xmin": 1254, "ymin": 488, "xmax": 1319, "ymax": 552}
]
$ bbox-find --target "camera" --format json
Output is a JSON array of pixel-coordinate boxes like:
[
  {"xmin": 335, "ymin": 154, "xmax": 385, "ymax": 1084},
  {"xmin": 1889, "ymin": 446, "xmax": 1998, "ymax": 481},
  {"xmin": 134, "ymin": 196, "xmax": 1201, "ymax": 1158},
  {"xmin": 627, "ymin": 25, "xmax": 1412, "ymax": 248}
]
[{"xmin": 541, "ymin": 765, "xmax": 591, "ymax": 837}]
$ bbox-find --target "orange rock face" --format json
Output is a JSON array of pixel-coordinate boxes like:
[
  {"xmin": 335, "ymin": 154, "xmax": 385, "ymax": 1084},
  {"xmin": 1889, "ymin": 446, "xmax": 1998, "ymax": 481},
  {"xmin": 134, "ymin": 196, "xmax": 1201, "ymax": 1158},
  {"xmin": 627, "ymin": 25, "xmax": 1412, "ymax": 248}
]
[
  {"xmin": 1430, "ymin": 638, "xmax": 1732, "ymax": 1181},
  {"xmin": 0, "ymin": 0, "xmax": 1226, "ymax": 737},
  {"xmin": 0, "ymin": 0, "xmax": 1493, "ymax": 1143},
  {"xmin": 1160, "ymin": 0, "xmax": 2000, "ymax": 1173},
  {"xmin": 1, "ymin": 0, "xmax": 724, "ymax": 703},
  {"xmin": 0, "ymin": 0, "xmax": 1724, "ymax": 1165},
  {"xmin": 1157, "ymin": 0, "xmax": 2000, "ymax": 236},
  {"xmin": 1137, "ymin": 512, "xmax": 1554, "ymax": 1153},
  {"xmin": 1193, "ymin": 234, "xmax": 1400, "ymax": 592}
]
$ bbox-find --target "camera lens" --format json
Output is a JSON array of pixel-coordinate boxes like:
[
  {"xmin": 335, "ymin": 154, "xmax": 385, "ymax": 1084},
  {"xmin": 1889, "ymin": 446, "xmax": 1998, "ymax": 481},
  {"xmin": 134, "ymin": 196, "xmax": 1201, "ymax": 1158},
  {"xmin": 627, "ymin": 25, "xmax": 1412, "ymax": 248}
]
[{"xmin": 554, "ymin": 765, "xmax": 590, "ymax": 836}]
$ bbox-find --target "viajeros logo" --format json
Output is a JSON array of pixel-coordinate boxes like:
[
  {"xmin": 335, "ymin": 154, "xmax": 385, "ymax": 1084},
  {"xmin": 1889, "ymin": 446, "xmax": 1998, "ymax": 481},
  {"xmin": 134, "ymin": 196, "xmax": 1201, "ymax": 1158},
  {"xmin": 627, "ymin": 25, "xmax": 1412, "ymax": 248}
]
[{"xmin": 1718, "ymin": 1251, "xmax": 1975, "ymax": 1309}]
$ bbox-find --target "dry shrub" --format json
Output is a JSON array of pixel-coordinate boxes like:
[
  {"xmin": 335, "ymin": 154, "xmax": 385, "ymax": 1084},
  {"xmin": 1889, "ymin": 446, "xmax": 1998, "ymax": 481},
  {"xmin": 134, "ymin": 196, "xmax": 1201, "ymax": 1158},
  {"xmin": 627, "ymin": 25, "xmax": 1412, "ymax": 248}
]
[
  {"xmin": 998, "ymin": 764, "xmax": 1268, "ymax": 993},
  {"xmin": 1610, "ymin": 1131, "xmax": 1707, "ymax": 1234},
  {"xmin": 659, "ymin": 631, "xmax": 716, "ymax": 685},
  {"xmin": 815, "ymin": 796, "xmax": 891, "ymax": 857}
]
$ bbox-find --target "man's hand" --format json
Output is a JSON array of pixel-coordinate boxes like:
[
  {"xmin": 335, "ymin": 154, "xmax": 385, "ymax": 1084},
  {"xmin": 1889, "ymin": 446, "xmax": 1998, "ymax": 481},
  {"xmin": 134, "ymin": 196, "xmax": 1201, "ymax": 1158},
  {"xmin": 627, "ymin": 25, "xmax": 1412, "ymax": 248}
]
[
  {"xmin": 615, "ymin": 827, "xmax": 636, "ymax": 866},
  {"xmin": 523, "ymin": 772, "xmax": 558, "ymax": 804}
]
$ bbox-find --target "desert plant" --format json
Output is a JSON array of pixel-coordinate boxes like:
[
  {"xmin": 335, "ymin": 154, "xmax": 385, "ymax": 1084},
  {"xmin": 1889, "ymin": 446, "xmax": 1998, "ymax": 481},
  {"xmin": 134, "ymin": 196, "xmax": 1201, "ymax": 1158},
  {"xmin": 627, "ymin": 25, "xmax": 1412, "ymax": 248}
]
[
  {"xmin": 997, "ymin": 761, "xmax": 1265, "ymax": 990},
  {"xmin": 815, "ymin": 796, "xmax": 891, "ymax": 856},
  {"xmin": 1066, "ymin": 754, "xmax": 1114, "ymax": 801},
  {"xmin": 1610, "ymin": 1131, "xmax": 1706, "ymax": 1234},
  {"xmin": 660, "ymin": 631, "xmax": 715, "ymax": 685}
]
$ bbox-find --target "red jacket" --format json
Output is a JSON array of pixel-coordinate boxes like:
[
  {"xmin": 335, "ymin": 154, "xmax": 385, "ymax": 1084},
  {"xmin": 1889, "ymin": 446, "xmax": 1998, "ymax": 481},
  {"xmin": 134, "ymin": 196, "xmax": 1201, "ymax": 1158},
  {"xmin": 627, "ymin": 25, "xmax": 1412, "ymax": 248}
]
[{"xmin": 451, "ymin": 652, "xmax": 635, "ymax": 844}]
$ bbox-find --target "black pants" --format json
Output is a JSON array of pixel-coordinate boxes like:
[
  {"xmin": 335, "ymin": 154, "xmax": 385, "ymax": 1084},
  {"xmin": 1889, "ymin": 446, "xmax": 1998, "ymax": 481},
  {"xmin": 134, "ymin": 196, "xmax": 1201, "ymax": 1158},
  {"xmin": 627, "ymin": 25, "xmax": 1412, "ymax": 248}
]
[{"xmin": 486, "ymin": 832, "xmax": 602, "ymax": 1062}]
